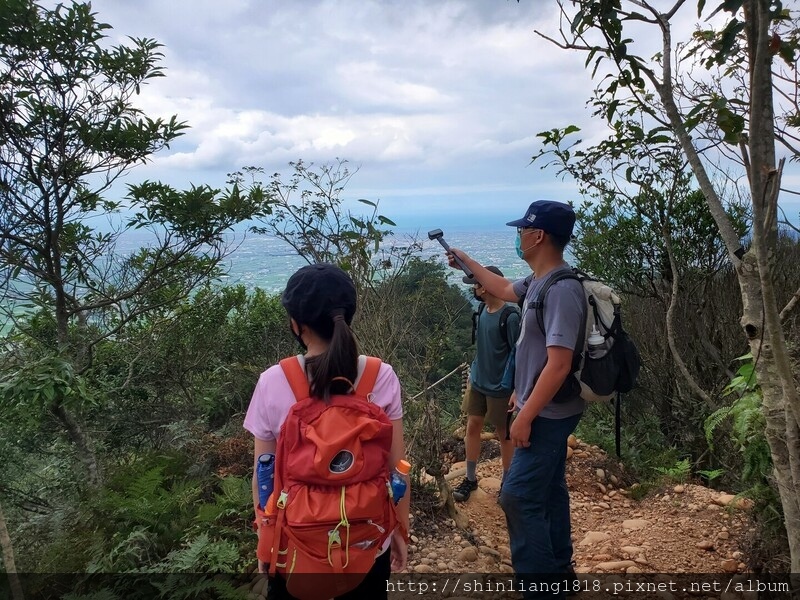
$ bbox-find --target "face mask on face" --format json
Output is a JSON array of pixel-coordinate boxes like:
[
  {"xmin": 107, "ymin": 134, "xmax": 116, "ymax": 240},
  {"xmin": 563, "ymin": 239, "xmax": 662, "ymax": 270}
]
[
  {"xmin": 290, "ymin": 323, "xmax": 307, "ymax": 351},
  {"xmin": 516, "ymin": 230, "xmax": 541, "ymax": 259}
]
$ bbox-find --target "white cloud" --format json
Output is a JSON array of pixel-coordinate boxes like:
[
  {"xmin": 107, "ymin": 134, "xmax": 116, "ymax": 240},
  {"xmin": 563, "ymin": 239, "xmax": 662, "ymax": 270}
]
[
  {"xmin": 80, "ymin": 0, "xmax": 798, "ymax": 228},
  {"xmin": 95, "ymin": 0, "xmax": 594, "ymax": 183}
]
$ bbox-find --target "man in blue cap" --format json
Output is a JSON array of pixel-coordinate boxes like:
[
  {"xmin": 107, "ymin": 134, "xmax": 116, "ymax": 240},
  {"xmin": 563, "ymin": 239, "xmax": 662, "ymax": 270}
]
[{"xmin": 446, "ymin": 200, "xmax": 587, "ymax": 599}]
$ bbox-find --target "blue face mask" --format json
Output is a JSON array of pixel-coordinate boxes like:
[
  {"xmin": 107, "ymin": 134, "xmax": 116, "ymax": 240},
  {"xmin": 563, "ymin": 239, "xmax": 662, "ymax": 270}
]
[{"xmin": 515, "ymin": 235, "xmax": 524, "ymax": 259}]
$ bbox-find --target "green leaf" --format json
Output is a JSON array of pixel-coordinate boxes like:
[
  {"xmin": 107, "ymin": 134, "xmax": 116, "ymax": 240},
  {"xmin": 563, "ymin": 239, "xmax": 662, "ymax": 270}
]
[
  {"xmin": 625, "ymin": 166, "xmax": 635, "ymax": 182},
  {"xmin": 778, "ymin": 43, "xmax": 795, "ymax": 68},
  {"xmin": 717, "ymin": 106, "xmax": 745, "ymax": 143},
  {"xmin": 570, "ymin": 9, "xmax": 584, "ymax": 33}
]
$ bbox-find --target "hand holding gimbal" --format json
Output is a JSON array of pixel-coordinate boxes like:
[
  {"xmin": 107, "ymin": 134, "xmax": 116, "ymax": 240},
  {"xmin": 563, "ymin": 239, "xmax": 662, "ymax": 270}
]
[{"xmin": 427, "ymin": 229, "xmax": 474, "ymax": 279}]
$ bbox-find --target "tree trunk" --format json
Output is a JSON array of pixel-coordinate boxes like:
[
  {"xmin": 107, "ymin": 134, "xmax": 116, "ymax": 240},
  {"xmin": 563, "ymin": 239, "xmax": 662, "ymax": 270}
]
[
  {"xmin": 742, "ymin": 0, "xmax": 800, "ymax": 572},
  {"xmin": 0, "ymin": 500, "xmax": 25, "ymax": 600},
  {"xmin": 52, "ymin": 402, "xmax": 102, "ymax": 488},
  {"xmin": 662, "ymin": 228, "xmax": 713, "ymax": 406},
  {"xmin": 652, "ymin": 1, "xmax": 800, "ymax": 570},
  {"xmin": 739, "ymin": 258, "xmax": 800, "ymax": 572}
]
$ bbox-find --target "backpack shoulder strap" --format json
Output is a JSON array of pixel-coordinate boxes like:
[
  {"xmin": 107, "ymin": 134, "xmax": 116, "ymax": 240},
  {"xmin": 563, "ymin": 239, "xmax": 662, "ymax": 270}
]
[
  {"xmin": 471, "ymin": 302, "xmax": 486, "ymax": 345},
  {"xmin": 499, "ymin": 304, "xmax": 519, "ymax": 328},
  {"xmin": 513, "ymin": 275, "xmax": 531, "ymax": 309},
  {"xmin": 354, "ymin": 356, "xmax": 382, "ymax": 397},
  {"xmin": 532, "ymin": 269, "xmax": 586, "ymax": 378},
  {"xmin": 533, "ymin": 269, "xmax": 582, "ymax": 334},
  {"xmin": 498, "ymin": 304, "xmax": 519, "ymax": 351},
  {"xmin": 279, "ymin": 356, "xmax": 310, "ymax": 402}
]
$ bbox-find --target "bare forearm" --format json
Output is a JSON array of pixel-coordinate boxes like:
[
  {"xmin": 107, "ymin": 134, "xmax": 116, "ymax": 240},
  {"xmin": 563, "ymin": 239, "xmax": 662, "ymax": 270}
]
[
  {"xmin": 448, "ymin": 249, "xmax": 518, "ymax": 302},
  {"xmin": 465, "ymin": 258, "xmax": 517, "ymax": 301},
  {"xmin": 396, "ymin": 480, "xmax": 410, "ymax": 531},
  {"xmin": 252, "ymin": 474, "xmax": 259, "ymax": 513}
]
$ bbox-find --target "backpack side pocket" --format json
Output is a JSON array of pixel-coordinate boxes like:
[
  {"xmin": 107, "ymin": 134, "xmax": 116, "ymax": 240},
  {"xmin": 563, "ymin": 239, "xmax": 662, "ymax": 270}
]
[{"xmin": 256, "ymin": 506, "xmax": 277, "ymax": 565}]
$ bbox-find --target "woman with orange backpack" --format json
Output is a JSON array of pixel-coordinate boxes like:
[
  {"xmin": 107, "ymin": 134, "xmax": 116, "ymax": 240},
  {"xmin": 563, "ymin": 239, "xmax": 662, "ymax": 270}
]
[{"xmin": 244, "ymin": 263, "xmax": 409, "ymax": 600}]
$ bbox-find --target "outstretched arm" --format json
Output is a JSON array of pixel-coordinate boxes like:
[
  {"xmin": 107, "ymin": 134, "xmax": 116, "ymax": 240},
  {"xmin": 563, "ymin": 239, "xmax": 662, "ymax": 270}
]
[{"xmin": 446, "ymin": 248, "xmax": 518, "ymax": 302}]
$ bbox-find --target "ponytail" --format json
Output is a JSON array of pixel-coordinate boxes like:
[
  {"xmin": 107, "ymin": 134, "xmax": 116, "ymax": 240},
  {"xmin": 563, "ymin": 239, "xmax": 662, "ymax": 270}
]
[{"xmin": 305, "ymin": 310, "xmax": 359, "ymax": 401}]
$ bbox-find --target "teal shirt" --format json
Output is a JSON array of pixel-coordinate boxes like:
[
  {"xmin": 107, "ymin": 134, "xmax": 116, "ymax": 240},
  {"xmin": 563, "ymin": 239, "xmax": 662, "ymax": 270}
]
[{"xmin": 470, "ymin": 303, "xmax": 520, "ymax": 396}]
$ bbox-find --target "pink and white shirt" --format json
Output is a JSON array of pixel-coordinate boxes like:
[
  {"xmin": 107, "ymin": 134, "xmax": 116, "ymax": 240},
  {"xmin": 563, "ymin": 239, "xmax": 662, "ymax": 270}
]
[{"xmin": 244, "ymin": 355, "xmax": 403, "ymax": 441}]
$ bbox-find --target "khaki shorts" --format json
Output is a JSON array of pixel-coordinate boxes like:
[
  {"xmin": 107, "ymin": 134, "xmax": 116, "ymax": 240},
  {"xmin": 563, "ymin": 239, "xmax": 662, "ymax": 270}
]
[{"xmin": 461, "ymin": 384, "xmax": 512, "ymax": 430}]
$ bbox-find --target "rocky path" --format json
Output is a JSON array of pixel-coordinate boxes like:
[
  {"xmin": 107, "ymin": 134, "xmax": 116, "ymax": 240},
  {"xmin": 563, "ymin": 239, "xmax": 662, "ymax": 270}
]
[
  {"xmin": 406, "ymin": 436, "xmax": 755, "ymax": 579},
  {"xmin": 242, "ymin": 435, "xmax": 760, "ymax": 599}
]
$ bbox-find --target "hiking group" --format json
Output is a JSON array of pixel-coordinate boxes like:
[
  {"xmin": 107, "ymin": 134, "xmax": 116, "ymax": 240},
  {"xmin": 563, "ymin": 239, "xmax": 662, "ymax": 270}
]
[{"xmin": 244, "ymin": 200, "xmax": 639, "ymax": 600}]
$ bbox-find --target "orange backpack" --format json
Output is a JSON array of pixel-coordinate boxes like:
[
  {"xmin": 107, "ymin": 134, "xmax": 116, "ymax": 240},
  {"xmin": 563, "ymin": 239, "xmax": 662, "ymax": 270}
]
[{"xmin": 256, "ymin": 356, "xmax": 399, "ymax": 600}]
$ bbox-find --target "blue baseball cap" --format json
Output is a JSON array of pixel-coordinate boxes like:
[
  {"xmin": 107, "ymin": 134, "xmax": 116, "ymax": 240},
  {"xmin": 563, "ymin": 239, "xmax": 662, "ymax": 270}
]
[{"xmin": 506, "ymin": 200, "xmax": 576, "ymax": 237}]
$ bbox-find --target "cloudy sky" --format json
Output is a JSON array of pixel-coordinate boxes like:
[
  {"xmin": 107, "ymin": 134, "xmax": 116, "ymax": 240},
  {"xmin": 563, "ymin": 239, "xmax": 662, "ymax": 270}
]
[{"xmin": 87, "ymin": 0, "xmax": 798, "ymax": 229}]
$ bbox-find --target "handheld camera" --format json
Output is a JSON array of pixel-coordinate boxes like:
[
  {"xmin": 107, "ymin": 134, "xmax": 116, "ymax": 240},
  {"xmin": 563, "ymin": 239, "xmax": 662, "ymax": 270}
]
[{"xmin": 427, "ymin": 229, "xmax": 474, "ymax": 279}]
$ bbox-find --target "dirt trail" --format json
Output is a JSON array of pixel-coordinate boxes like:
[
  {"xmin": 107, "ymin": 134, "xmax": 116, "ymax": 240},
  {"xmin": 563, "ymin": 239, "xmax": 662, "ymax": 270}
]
[
  {"xmin": 405, "ymin": 436, "xmax": 755, "ymax": 583},
  {"xmin": 239, "ymin": 434, "xmax": 760, "ymax": 599}
]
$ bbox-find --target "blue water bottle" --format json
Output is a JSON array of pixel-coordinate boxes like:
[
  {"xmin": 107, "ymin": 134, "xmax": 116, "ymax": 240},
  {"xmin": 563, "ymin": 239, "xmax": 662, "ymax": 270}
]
[
  {"xmin": 257, "ymin": 453, "xmax": 275, "ymax": 510},
  {"xmin": 390, "ymin": 459, "xmax": 411, "ymax": 505}
]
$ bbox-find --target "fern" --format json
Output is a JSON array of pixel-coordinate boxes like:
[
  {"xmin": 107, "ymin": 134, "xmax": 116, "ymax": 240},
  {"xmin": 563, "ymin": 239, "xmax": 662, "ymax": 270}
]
[
  {"xmin": 195, "ymin": 476, "xmax": 251, "ymax": 524},
  {"xmin": 152, "ymin": 533, "xmax": 241, "ymax": 573},
  {"xmin": 98, "ymin": 461, "xmax": 203, "ymax": 535},
  {"xmin": 87, "ymin": 527, "xmax": 156, "ymax": 573},
  {"xmin": 151, "ymin": 575, "xmax": 221, "ymax": 600},
  {"xmin": 128, "ymin": 466, "xmax": 166, "ymax": 499},
  {"xmin": 201, "ymin": 541, "xmax": 240, "ymax": 572},
  {"xmin": 697, "ymin": 468, "xmax": 725, "ymax": 483},
  {"xmin": 160, "ymin": 533, "xmax": 212, "ymax": 572},
  {"xmin": 704, "ymin": 405, "xmax": 732, "ymax": 446},
  {"xmin": 655, "ymin": 457, "xmax": 692, "ymax": 483},
  {"xmin": 48, "ymin": 454, "xmax": 252, "ymax": 575},
  {"xmin": 217, "ymin": 475, "xmax": 251, "ymax": 504},
  {"xmin": 705, "ymin": 354, "xmax": 771, "ymax": 486},
  {"xmin": 64, "ymin": 591, "xmax": 121, "ymax": 600}
]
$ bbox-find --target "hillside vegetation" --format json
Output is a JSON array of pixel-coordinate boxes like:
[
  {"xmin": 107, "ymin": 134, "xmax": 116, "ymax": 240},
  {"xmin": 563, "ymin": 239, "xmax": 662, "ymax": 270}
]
[{"xmin": 1, "ymin": 2, "xmax": 799, "ymax": 596}]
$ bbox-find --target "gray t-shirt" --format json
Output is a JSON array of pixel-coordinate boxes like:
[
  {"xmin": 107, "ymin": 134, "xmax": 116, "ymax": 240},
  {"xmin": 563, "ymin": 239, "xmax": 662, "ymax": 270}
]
[
  {"xmin": 511, "ymin": 265, "xmax": 587, "ymax": 419},
  {"xmin": 470, "ymin": 303, "xmax": 521, "ymax": 396}
]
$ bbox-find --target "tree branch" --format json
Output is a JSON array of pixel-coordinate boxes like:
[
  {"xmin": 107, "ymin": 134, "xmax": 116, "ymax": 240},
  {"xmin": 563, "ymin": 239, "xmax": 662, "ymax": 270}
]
[{"xmin": 780, "ymin": 287, "xmax": 800, "ymax": 323}]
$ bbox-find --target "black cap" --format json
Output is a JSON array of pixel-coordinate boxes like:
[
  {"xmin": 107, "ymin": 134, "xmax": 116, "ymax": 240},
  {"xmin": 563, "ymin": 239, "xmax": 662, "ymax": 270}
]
[
  {"xmin": 281, "ymin": 263, "xmax": 357, "ymax": 325},
  {"xmin": 506, "ymin": 200, "xmax": 576, "ymax": 237},
  {"xmin": 463, "ymin": 265, "xmax": 504, "ymax": 284}
]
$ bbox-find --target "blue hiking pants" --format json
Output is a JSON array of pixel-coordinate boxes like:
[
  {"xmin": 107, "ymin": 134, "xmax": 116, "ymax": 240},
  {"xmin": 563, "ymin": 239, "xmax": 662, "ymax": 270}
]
[{"xmin": 498, "ymin": 413, "xmax": 582, "ymax": 600}]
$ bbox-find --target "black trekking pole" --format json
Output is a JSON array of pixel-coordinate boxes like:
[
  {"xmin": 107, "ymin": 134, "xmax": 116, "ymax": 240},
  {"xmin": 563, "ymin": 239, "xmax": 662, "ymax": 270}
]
[{"xmin": 615, "ymin": 392, "xmax": 622, "ymax": 458}]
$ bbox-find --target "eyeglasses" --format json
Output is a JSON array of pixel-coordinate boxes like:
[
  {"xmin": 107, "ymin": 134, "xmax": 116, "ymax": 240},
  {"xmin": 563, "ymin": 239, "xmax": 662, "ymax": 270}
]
[{"xmin": 517, "ymin": 227, "xmax": 541, "ymax": 236}]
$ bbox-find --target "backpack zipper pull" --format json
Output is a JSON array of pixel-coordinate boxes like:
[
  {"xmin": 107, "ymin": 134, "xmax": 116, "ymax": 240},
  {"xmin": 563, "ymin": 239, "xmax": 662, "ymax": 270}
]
[{"xmin": 367, "ymin": 519, "xmax": 386, "ymax": 534}]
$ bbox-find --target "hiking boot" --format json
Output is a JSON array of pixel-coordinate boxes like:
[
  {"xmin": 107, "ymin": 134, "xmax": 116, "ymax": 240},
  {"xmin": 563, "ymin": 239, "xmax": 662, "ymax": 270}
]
[{"xmin": 452, "ymin": 477, "xmax": 478, "ymax": 502}]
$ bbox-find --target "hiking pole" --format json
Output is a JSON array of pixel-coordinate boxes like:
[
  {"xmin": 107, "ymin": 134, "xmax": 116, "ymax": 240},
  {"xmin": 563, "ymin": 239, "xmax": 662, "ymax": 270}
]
[
  {"xmin": 615, "ymin": 392, "xmax": 622, "ymax": 458},
  {"xmin": 427, "ymin": 229, "xmax": 474, "ymax": 279}
]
